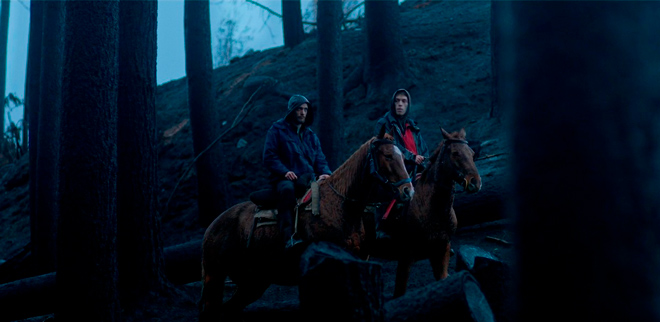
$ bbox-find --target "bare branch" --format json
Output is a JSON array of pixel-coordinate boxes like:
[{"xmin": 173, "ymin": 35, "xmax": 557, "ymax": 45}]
[
  {"xmin": 343, "ymin": 1, "xmax": 364, "ymax": 21},
  {"xmin": 17, "ymin": 0, "xmax": 29, "ymax": 11},
  {"xmin": 163, "ymin": 83, "xmax": 268, "ymax": 216},
  {"xmin": 245, "ymin": 0, "xmax": 317, "ymax": 26}
]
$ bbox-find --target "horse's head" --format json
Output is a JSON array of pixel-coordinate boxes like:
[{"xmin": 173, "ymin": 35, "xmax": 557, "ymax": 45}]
[
  {"xmin": 367, "ymin": 128, "xmax": 415, "ymax": 202},
  {"xmin": 433, "ymin": 128, "xmax": 481, "ymax": 193}
]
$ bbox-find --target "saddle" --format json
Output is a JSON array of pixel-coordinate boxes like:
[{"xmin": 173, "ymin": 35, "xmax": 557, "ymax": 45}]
[
  {"xmin": 246, "ymin": 181, "xmax": 321, "ymax": 248},
  {"xmin": 249, "ymin": 181, "xmax": 320, "ymax": 216}
]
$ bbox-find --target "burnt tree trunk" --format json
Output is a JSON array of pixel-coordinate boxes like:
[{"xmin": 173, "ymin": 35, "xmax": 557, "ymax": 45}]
[
  {"xmin": 508, "ymin": 2, "xmax": 660, "ymax": 321},
  {"xmin": 34, "ymin": 0, "xmax": 64, "ymax": 275},
  {"xmin": 0, "ymin": 0, "xmax": 9, "ymax": 134},
  {"xmin": 489, "ymin": 0, "xmax": 500, "ymax": 120},
  {"xmin": 316, "ymin": 0, "xmax": 343, "ymax": 170},
  {"xmin": 26, "ymin": 0, "xmax": 44, "ymax": 273},
  {"xmin": 58, "ymin": 1, "xmax": 120, "ymax": 320},
  {"xmin": 282, "ymin": 0, "xmax": 304, "ymax": 48},
  {"xmin": 117, "ymin": 0, "xmax": 168, "ymax": 309},
  {"xmin": 184, "ymin": 0, "xmax": 227, "ymax": 226},
  {"xmin": 363, "ymin": 0, "xmax": 409, "ymax": 103}
]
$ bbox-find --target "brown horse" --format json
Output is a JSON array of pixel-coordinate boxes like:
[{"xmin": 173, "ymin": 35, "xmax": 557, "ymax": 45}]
[
  {"xmin": 368, "ymin": 127, "xmax": 482, "ymax": 298},
  {"xmin": 199, "ymin": 133, "xmax": 414, "ymax": 321}
]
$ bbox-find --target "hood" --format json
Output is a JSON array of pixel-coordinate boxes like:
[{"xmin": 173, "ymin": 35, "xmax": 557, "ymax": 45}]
[
  {"xmin": 285, "ymin": 94, "xmax": 314, "ymax": 127},
  {"xmin": 390, "ymin": 88, "xmax": 412, "ymax": 120}
]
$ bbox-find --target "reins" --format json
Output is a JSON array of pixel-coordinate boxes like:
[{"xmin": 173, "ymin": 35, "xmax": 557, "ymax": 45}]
[{"xmin": 328, "ymin": 181, "xmax": 358, "ymax": 202}]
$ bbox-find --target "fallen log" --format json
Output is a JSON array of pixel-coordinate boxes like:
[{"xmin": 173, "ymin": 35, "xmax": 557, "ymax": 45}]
[
  {"xmin": 299, "ymin": 241, "xmax": 384, "ymax": 322},
  {"xmin": 0, "ymin": 239, "xmax": 204, "ymax": 321},
  {"xmin": 454, "ymin": 151, "xmax": 510, "ymax": 228},
  {"xmin": 163, "ymin": 238, "xmax": 203, "ymax": 284},
  {"xmin": 0, "ymin": 272, "xmax": 56, "ymax": 321},
  {"xmin": 384, "ymin": 270, "xmax": 495, "ymax": 322}
]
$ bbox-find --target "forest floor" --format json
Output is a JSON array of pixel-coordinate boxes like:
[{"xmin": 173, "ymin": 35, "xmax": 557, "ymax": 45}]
[{"xmin": 1, "ymin": 1, "xmax": 515, "ymax": 321}]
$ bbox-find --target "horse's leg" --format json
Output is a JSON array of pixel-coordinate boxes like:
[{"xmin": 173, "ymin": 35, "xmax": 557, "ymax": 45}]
[
  {"xmin": 430, "ymin": 206, "xmax": 458, "ymax": 280},
  {"xmin": 429, "ymin": 241, "xmax": 451, "ymax": 280},
  {"xmin": 393, "ymin": 257, "xmax": 413, "ymax": 298},
  {"xmin": 199, "ymin": 268, "xmax": 226, "ymax": 322},
  {"xmin": 222, "ymin": 281, "xmax": 270, "ymax": 318}
]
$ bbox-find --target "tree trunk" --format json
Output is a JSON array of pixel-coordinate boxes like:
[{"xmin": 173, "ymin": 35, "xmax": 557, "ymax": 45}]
[
  {"xmin": 184, "ymin": 0, "xmax": 227, "ymax": 226},
  {"xmin": 508, "ymin": 2, "xmax": 660, "ymax": 321},
  {"xmin": 316, "ymin": 0, "xmax": 343, "ymax": 170},
  {"xmin": 363, "ymin": 0, "xmax": 409, "ymax": 103},
  {"xmin": 489, "ymin": 0, "xmax": 499, "ymax": 120},
  {"xmin": 58, "ymin": 1, "xmax": 120, "ymax": 320},
  {"xmin": 282, "ymin": 0, "xmax": 304, "ymax": 48},
  {"xmin": 0, "ymin": 0, "xmax": 9, "ymax": 134},
  {"xmin": 117, "ymin": 0, "xmax": 168, "ymax": 309},
  {"xmin": 26, "ymin": 0, "xmax": 43, "ymax": 271},
  {"xmin": 33, "ymin": 0, "xmax": 64, "ymax": 275}
]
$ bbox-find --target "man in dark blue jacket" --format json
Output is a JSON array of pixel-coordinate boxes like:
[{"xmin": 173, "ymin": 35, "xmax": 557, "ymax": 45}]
[{"xmin": 263, "ymin": 94, "xmax": 332, "ymax": 249}]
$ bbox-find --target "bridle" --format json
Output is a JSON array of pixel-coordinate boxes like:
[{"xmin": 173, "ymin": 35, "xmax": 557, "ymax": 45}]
[
  {"xmin": 438, "ymin": 138, "xmax": 471, "ymax": 190},
  {"xmin": 327, "ymin": 138, "xmax": 412, "ymax": 202},
  {"xmin": 368, "ymin": 139, "xmax": 412, "ymax": 189}
]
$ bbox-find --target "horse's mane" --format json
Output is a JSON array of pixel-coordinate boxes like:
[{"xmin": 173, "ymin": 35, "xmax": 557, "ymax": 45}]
[
  {"xmin": 418, "ymin": 129, "xmax": 466, "ymax": 184},
  {"xmin": 418, "ymin": 141, "xmax": 444, "ymax": 184},
  {"xmin": 321, "ymin": 137, "xmax": 375, "ymax": 196}
]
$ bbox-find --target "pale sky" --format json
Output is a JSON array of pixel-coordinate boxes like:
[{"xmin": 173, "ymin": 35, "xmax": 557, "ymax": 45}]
[{"xmin": 2, "ymin": 0, "xmax": 363, "ymax": 132}]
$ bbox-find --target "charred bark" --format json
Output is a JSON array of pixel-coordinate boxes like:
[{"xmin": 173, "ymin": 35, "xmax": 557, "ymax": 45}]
[
  {"xmin": 34, "ymin": 0, "xmax": 65, "ymax": 275},
  {"xmin": 282, "ymin": 0, "xmax": 304, "ymax": 48},
  {"xmin": 363, "ymin": 0, "xmax": 410, "ymax": 103},
  {"xmin": 316, "ymin": 0, "xmax": 343, "ymax": 170},
  {"xmin": 26, "ymin": 0, "xmax": 43, "ymax": 275},
  {"xmin": 384, "ymin": 270, "xmax": 494, "ymax": 322},
  {"xmin": 0, "ymin": 0, "xmax": 9, "ymax": 134},
  {"xmin": 184, "ymin": 0, "xmax": 228, "ymax": 226},
  {"xmin": 58, "ymin": 1, "xmax": 120, "ymax": 319},
  {"xmin": 508, "ymin": 2, "xmax": 660, "ymax": 321},
  {"xmin": 118, "ymin": 0, "xmax": 168, "ymax": 309}
]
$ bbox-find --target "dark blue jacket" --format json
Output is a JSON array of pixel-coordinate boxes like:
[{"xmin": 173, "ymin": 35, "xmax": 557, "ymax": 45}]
[{"xmin": 263, "ymin": 96, "xmax": 332, "ymax": 184}]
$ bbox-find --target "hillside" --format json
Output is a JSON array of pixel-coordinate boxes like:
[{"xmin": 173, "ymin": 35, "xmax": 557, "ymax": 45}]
[
  {"xmin": 0, "ymin": 1, "xmax": 512, "ymax": 320},
  {"xmin": 154, "ymin": 0, "xmax": 504, "ymax": 248}
]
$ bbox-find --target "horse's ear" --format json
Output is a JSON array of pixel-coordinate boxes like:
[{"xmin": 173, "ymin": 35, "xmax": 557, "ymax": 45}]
[
  {"xmin": 377, "ymin": 124, "xmax": 387, "ymax": 139},
  {"xmin": 441, "ymin": 127, "xmax": 450, "ymax": 139},
  {"xmin": 459, "ymin": 128, "xmax": 466, "ymax": 138}
]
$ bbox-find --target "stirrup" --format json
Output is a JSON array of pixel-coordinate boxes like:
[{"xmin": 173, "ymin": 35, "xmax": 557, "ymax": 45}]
[{"xmin": 285, "ymin": 237, "xmax": 303, "ymax": 249}]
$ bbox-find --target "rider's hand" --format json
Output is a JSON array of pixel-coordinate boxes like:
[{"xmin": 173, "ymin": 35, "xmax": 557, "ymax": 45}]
[
  {"xmin": 414, "ymin": 155, "xmax": 425, "ymax": 165},
  {"xmin": 285, "ymin": 171, "xmax": 298, "ymax": 181},
  {"xmin": 318, "ymin": 174, "xmax": 330, "ymax": 181}
]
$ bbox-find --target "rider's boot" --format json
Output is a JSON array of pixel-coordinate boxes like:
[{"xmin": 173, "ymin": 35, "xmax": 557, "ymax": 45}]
[{"xmin": 279, "ymin": 209, "xmax": 303, "ymax": 249}]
